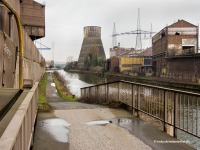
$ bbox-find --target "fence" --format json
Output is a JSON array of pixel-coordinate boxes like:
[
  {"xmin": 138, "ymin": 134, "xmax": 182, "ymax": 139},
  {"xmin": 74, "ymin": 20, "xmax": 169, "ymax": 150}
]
[
  {"xmin": 0, "ymin": 82, "xmax": 38, "ymax": 150},
  {"xmin": 81, "ymin": 80, "xmax": 200, "ymax": 138},
  {"xmin": 161, "ymin": 73, "xmax": 200, "ymax": 83}
]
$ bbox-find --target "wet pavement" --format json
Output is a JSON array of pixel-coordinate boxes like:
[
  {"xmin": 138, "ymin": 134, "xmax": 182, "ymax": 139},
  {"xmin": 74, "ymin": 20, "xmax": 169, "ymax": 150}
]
[
  {"xmin": 33, "ymin": 73, "xmax": 195, "ymax": 150},
  {"xmin": 82, "ymin": 117, "xmax": 195, "ymax": 150},
  {"xmin": 33, "ymin": 116, "xmax": 70, "ymax": 150},
  {"xmin": 112, "ymin": 118, "xmax": 194, "ymax": 150}
]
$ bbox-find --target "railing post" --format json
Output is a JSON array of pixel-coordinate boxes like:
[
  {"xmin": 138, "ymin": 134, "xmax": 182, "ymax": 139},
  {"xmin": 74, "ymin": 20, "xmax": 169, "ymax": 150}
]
[
  {"xmin": 106, "ymin": 83, "xmax": 109, "ymax": 101},
  {"xmin": 118, "ymin": 82, "xmax": 120, "ymax": 101},
  {"xmin": 135, "ymin": 85, "xmax": 139, "ymax": 117},
  {"xmin": 132, "ymin": 84, "xmax": 133, "ymax": 112},
  {"xmin": 164, "ymin": 90, "xmax": 166, "ymax": 132},
  {"xmin": 173, "ymin": 92, "xmax": 177, "ymax": 138},
  {"xmin": 89, "ymin": 87, "xmax": 91, "ymax": 100},
  {"xmin": 96, "ymin": 86, "xmax": 98, "ymax": 101}
]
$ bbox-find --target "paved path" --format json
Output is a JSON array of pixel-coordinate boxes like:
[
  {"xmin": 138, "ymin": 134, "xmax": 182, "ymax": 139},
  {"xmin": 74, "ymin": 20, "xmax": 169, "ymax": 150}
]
[{"xmin": 33, "ymin": 74, "xmax": 195, "ymax": 150}]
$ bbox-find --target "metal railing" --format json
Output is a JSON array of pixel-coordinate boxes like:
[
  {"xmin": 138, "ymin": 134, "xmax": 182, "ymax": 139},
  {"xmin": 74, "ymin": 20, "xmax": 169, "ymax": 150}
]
[
  {"xmin": 0, "ymin": 82, "xmax": 38, "ymax": 150},
  {"xmin": 81, "ymin": 80, "xmax": 200, "ymax": 138}
]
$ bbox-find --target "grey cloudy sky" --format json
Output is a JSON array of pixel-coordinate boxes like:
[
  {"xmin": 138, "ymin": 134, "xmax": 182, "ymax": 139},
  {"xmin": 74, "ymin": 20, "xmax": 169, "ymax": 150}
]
[{"xmin": 35, "ymin": 0, "xmax": 200, "ymax": 62}]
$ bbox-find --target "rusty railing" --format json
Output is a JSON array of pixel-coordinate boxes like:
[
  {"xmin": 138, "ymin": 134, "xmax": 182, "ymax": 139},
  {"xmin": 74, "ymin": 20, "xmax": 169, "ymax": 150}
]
[{"xmin": 81, "ymin": 80, "xmax": 200, "ymax": 139}]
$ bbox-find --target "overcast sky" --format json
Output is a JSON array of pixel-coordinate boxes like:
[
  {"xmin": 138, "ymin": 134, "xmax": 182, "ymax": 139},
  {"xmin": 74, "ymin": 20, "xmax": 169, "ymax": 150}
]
[{"xmin": 34, "ymin": 0, "xmax": 200, "ymax": 63}]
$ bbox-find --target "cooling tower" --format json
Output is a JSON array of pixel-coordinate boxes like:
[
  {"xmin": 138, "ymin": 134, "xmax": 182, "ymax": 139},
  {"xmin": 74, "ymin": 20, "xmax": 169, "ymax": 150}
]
[{"xmin": 77, "ymin": 26, "xmax": 106, "ymax": 69}]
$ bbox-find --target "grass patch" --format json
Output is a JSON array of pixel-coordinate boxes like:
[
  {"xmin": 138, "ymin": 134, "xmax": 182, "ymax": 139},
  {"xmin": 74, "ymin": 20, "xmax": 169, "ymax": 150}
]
[
  {"xmin": 52, "ymin": 71, "xmax": 77, "ymax": 101},
  {"xmin": 38, "ymin": 73, "xmax": 51, "ymax": 112}
]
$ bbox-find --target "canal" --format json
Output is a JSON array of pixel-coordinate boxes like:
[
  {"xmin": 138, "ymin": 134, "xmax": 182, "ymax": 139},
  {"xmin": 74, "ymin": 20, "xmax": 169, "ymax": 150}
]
[
  {"xmin": 57, "ymin": 70, "xmax": 200, "ymax": 149},
  {"xmin": 58, "ymin": 70, "xmax": 103, "ymax": 97}
]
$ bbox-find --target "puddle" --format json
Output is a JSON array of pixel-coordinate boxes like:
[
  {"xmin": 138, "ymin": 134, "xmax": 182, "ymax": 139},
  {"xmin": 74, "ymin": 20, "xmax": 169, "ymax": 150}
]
[
  {"xmin": 111, "ymin": 118, "xmax": 133, "ymax": 125},
  {"xmin": 84, "ymin": 120, "xmax": 112, "ymax": 126},
  {"xmin": 38, "ymin": 118, "xmax": 70, "ymax": 143},
  {"xmin": 51, "ymin": 94, "xmax": 57, "ymax": 97},
  {"xmin": 83, "ymin": 118, "xmax": 134, "ymax": 126},
  {"xmin": 51, "ymin": 83, "xmax": 56, "ymax": 87}
]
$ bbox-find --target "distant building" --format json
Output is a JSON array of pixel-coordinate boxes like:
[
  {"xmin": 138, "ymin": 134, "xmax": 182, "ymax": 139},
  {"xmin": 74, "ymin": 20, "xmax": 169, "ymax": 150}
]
[
  {"xmin": 45, "ymin": 60, "xmax": 54, "ymax": 68},
  {"xmin": 119, "ymin": 57, "xmax": 144, "ymax": 75},
  {"xmin": 139, "ymin": 47, "xmax": 153, "ymax": 75},
  {"xmin": 109, "ymin": 57, "xmax": 119, "ymax": 72},
  {"xmin": 110, "ymin": 47, "xmax": 134, "ymax": 58},
  {"xmin": 109, "ymin": 47, "xmax": 152, "ymax": 75},
  {"xmin": 152, "ymin": 20, "xmax": 200, "ymax": 82}
]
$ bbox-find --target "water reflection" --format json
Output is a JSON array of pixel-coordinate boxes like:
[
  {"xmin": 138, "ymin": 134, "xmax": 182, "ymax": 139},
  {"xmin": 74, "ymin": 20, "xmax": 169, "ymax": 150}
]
[
  {"xmin": 38, "ymin": 118, "xmax": 70, "ymax": 143},
  {"xmin": 58, "ymin": 70, "xmax": 103, "ymax": 97},
  {"xmin": 33, "ymin": 118, "xmax": 70, "ymax": 150},
  {"xmin": 84, "ymin": 120, "xmax": 111, "ymax": 126}
]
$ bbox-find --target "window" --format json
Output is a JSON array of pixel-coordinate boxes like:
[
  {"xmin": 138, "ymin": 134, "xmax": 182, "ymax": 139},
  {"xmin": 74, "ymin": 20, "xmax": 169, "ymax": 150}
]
[{"xmin": 175, "ymin": 32, "xmax": 180, "ymax": 35}]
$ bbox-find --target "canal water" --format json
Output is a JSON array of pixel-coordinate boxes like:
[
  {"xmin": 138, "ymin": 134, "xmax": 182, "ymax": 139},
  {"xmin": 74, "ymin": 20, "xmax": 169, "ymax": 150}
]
[
  {"xmin": 57, "ymin": 70, "xmax": 200, "ymax": 149},
  {"xmin": 58, "ymin": 70, "xmax": 103, "ymax": 97}
]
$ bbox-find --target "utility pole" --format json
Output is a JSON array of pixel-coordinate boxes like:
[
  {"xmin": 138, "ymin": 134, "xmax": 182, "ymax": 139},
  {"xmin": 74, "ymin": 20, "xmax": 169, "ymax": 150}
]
[
  {"xmin": 52, "ymin": 42, "xmax": 54, "ymax": 68},
  {"xmin": 135, "ymin": 8, "xmax": 142, "ymax": 50}
]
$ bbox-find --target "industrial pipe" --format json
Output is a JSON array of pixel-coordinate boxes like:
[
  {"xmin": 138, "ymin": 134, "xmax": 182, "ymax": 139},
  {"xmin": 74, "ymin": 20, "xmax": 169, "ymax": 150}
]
[{"xmin": 0, "ymin": 0, "xmax": 24, "ymax": 89}]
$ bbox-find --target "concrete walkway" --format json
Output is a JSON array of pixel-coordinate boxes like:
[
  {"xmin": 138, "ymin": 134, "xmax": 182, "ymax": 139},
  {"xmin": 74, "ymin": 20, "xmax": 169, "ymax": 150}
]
[{"xmin": 33, "ymin": 74, "xmax": 195, "ymax": 150}]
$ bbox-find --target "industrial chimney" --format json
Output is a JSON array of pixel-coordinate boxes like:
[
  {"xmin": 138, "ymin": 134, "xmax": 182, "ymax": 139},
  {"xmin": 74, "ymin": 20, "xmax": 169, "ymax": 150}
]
[{"xmin": 77, "ymin": 26, "xmax": 106, "ymax": 69}]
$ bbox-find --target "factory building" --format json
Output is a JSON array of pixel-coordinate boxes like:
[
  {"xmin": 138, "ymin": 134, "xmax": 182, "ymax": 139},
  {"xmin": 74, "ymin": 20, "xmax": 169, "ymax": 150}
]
[
  {"xmin": 108, "ymin": 47, "xmax": 152, "ymax": 75},
  {"xmin": 152, "ymin": 20, "xmax": 200, "ymax": 82},
  {"xmin": 77, "ymin": 26, "xmax": 106, "ymax": 70}
]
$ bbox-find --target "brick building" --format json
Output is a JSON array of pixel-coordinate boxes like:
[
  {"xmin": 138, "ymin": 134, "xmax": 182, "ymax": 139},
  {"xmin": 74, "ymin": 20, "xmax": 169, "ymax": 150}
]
[
  {"xmin": 152, "ymin": 20, "xmax": 199, "ymax": 76},
  {"xmin": 152, "ymin": 20, "xmax": 200, "ymax": 82}
]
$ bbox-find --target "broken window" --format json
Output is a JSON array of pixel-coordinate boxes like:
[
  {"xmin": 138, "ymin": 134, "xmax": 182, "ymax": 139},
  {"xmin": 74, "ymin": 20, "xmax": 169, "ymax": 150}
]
[
  {"xmin": 182, "ymin": 46, "xmax": 195, "ymax": 54},
  {"xmin": 175, "ymin": 32, "xmax": 180, "ymax": 35}
]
